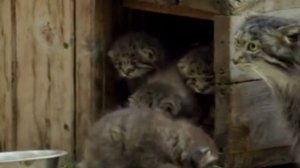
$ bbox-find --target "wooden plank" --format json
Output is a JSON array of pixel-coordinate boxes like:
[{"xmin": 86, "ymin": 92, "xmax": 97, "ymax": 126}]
[
  {"xmin": 214, "ymin": 84, "xmax": 230, "ymax": 166},
  {"xmin": 256, "ymin": 0, "xmax": 300, "ymax": 13},
  {"xmin": 14, "ymin": 0, "xmax": 75, "ymax": 157},
  {"xmin": 227, "ymin": 147, "xmax": 292, "ymax": 168},
  {"xmin": 179, "ymin": 0, "xmax": 219, "ymax": 13},
  {"xmin": 218, "ymin": 0, "xmax": 260, "ymax": 15},
  {"xmin": 0, "ymin": 0, "xmax": 15, "ymax": 151},
  {"xmin": 135, "ymin": 0, "xmax": 178, "ymax": 5},
  {"xmin": 220, "ymin": 0, "xmax": 300, "ymax": 15},
  {"xmin": 123, "ymin": 0, "xmax": 300, "ymax": 17},
  {"xmin": 75, "ymin": 0, "xmax": 119, "ymax": 160},
  {"xmin": 75, "ymin": 0, "xmax": 99, "ymax": 160},
  {"xmin": 230, "ymin": 80, "xmax": 293, "ymax": 151},
  {"xmin": 122, "ymin": 0, "xmax": 215, "ymax": 20}
]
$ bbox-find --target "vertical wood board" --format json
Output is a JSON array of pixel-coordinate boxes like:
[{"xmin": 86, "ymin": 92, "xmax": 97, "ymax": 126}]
[
  {"xmin": 14, "ymin": 0, "xmax": 75, "ymax": 156},
  {"xmin": 0, "ymin": 0, "xmax": 14, "ymax": 151},
  {"xmin": 75, "ymin": 0, "xmax": 118, "ymax": 160},
  {"xmin": 75, "ymin": 0, "xmax": 100, "ymax": 160}
]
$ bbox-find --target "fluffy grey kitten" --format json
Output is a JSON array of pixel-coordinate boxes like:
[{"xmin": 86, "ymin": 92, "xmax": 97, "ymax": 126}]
[
  {"xmin": 108, "ymin": 32, "xmax": 167, "ymax": 97},
  {"xmin": 108, "ymin": 32, "xmax": 166, "ymax": 80},
  {"xmin": 177, "ymin": 45, "xmax": 214, "ymax": 95},
  {"xmin": 128, "ymin": 65, "xmax": 203, "ymax": 122},
  {"xmin": 233, "ymin": 15, "xmax": 300, "ymax": 164},
  {"xmin": 78, "ymin": 107, "xmax": 219, "ymax": 168}
]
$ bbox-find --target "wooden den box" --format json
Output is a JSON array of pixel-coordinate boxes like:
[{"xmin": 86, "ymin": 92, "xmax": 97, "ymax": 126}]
[{"xmin": 0, "ymin": 0, "xmax": 299, "ymax": 167}]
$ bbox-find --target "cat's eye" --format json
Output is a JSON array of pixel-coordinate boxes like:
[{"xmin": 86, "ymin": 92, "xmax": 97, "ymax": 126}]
[
  {"xmin": 246, "ymin": 41, "xmax": 261, "ymax": 53},
  {"xmin": 148, "ymin": 52, "xmax": 154, "ymax": 59},
  {"xmin": 132, "ymin": 60, "xmax": 137, "ymax": 66},
  {"xmin": 286, "ymin": 34, "xmax": 299, "ymax": 44},
  {"xmin": 162, "ymin": 103, "xmax": 173, "ymax": 113},
  {"xmin": 164, "ymin": 106, "xmax": 173, "ymax": 113}
]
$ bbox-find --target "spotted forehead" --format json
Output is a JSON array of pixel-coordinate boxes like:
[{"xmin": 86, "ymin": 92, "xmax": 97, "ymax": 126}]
[
  {"xmin": 237, "ymin": 15, "xmax": 295, "ymax": 39},
  {"xmin": 240, "ymin": 15, "xmax": 293, "ymax": 31}
]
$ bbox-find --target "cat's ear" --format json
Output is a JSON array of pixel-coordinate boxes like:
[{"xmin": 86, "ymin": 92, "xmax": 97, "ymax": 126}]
[
  {"xmin": 278, "ymin": 24, "xmax": 300, "ymax": 36},
  {"xmin": 278, "ymin": 24, "xmax": 300, "ymax": 45},
  {"xmin": 138, "ymin": 48, "xmax": 155, "ymax": 60}
]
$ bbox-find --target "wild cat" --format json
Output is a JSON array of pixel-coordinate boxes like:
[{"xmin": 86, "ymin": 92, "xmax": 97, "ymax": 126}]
[
  {"xmin": 177, "ymin": 44, "xmax": 215, "ymax": 128},
  {"xmin": 177, "ymin": 45, "xmax": 214, "ymax": 95},
  {"xmin": 233, "ymin": 15, "xmax": 300, "ymax": 165},
  {"xmin": 78, "ymin": 107, "xmax": 219, "ymax": 168},
  {"xmin": 128, "ymin": 65, "xmax": 205, "ymax": 123},
  {"xmin": 108, "ymin": 32, "xmax": 166, "ymax": 90}
]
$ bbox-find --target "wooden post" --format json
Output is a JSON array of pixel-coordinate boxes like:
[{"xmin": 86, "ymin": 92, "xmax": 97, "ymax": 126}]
[
  {"xmin": 0, "ymin": 0, "xmax": 15, "ymax": 151},
  {"xmin": 214, "ymin": 13, "xmax": 294, "ymax": 167},
  {"xmin": 13, "ymin": 0, "xmax": 75, "ymax": 157},
  {"xmin": 75, "ymin": 0, "xmax": 121, "ymax": 160}
]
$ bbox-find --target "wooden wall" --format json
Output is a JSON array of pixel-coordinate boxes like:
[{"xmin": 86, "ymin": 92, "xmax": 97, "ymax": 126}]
[
  {"xmin": 0, "ymin": 0, "xmax": 75, "ymax": 156},
  {"xmin": 0, "ymin": 0, "xmax": 118, "ymax": 161}
]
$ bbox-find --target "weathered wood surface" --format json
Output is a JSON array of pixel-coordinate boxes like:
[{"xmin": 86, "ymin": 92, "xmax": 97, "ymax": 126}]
[
  {"xmin": 75, "ymin": 0, "xmax": 100, "ymax": 160},
  {"xmin": 123, "ymin": 0, "xmax": 215, "ymax": 20},
  {"xmin": 226, "ymin": 147, "xmax": 292, "ymax": 168},
  {"xmin": 124, "ymin": 0, "xmax": 300, "ymax": 16},
  {"xmin": 14, "ymin": 0, "xmax": 74, "ymax": 156},
  {"xmin": 0, "ymin": 0, "xmax": 14, "ymax": 151},
  {"xmin": 214, "ymin": 84, "xmax": 230, "ymax": 165},
  {"xmin": 177, "ymin": 0, "xmax": 218, "ymax": 13},
  {"xmin": 75, "ymin": 0, "xmax": 118, "ymax": 160},
  {"xmin": 221, "ymin": 0, "xmax": 300, "ymax": 15},
  {"xmin": 135, "ymin": 0, "xmax": 177, "ymax": 5},
  {"xmin": 230, "ymin": 80, "xmax": 293, "ymax": 151}
]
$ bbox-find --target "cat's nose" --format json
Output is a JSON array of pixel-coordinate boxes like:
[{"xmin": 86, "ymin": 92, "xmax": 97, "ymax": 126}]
[
  {"xmin": 123, "ymin": 67, "xmax": 134, "ymax": 75},
  {"xmin": 232, "ymin": 51, "xmax": 246, "ymax": 65}
]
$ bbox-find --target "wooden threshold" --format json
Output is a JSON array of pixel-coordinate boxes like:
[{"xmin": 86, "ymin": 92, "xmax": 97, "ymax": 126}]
[{"xmin": 122, "ymin": 0, "xmax": 215, "ymax": 21}]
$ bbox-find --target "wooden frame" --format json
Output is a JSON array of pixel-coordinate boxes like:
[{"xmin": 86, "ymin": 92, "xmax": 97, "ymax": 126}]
[
  {"xmin": 0, "ymin": 0, "xmax": 75, "ymax": 165},
  {"xmin": 1, "ymin": 0, "xmax": 299, "ymax": 166},
  {"xmin": 75, "ymin": 0, "xmax": 121, "ymax": 160}
]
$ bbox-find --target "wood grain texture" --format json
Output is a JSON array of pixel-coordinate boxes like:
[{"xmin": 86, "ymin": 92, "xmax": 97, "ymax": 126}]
[
  {"xmin": 221, "ymin": 0, "xmax": 300, "ymax": 15},
  {"xmin": 177, "ymin": 0, "xmax": 219, "ymax": 13},
  {"xmin": 75, "ymin": 0, "xmax": 99, "ymax": 160},
  {"xmin": 122, "ymin": 0, "xmax": 215, "ymax": 20},
  {"xmin": 75, "ymin": 0, "xmax": 118, "ymax": 160},
  {"xmin": 14, "ymin": 0, "xmax": 74, "ymax": 156},
  {"xmin": 135, "ymin": 0, "xmax": 177, "ymax": 5},
  {"xmin": 0, "ymin": 0, "xmax": 14, "ymax": 151},
  {"xmin": 227, "ymin": 147, "xmax": 292, "ymax": 168},
  {"xmin": 183, "ymin": 0, "xmax": 300, "ymax": 15}
]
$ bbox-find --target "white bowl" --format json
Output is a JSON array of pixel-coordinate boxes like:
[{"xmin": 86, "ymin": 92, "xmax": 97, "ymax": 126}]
[{"xmin": 0, "ymin": 150, "xmax": 67, "ymax": 168}]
